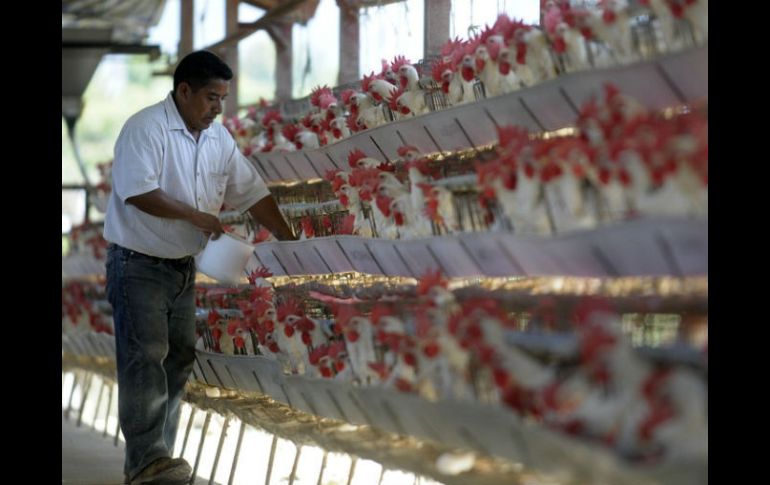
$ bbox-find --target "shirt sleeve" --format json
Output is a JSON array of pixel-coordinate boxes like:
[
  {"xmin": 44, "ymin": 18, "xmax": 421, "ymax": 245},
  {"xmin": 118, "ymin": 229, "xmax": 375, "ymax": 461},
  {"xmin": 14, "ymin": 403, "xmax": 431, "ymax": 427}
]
[
  {"xmin": 111, "ymin": 119, "xmax": 164, "ymax": 202},
  {"xmin": 222, "ymin": 132, "xmax": 272, "ymax": 213}
]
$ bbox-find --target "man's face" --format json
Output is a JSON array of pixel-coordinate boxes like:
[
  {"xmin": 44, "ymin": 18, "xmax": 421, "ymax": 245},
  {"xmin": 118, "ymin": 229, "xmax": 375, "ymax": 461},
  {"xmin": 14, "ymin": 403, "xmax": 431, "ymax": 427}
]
[{"xmin": 177, "ymin": 79, "xmax": 230, "ymax": 133}]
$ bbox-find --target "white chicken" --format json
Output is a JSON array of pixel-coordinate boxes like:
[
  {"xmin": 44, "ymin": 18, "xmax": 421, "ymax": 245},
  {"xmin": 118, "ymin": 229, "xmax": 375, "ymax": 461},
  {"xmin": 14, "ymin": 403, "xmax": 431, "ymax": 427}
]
[
  {"xmin": 431, "ymin": 58, "xmax": 465, "ymax": 107},
  {"xmin": 393, "ymin": 55, "xmax": 428, "ymax": 116}
]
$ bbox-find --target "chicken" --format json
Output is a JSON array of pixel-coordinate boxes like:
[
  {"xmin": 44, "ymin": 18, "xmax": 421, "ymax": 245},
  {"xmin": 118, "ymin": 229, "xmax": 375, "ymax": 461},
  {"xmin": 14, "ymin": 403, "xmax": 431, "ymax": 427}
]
[
  {"xmin": 347, "ymin": 148, "xmax": 382, "ymax": 170},
  {"xmin": 457, "ymin": 42, "xmax": 483, "ymax": 104},
  {"xmin": 507, "ymin": 23, "xmax": 557, "ymax": 84},
  {"xmin": 329, "ymin": 117, "xmax": 351, "ymax": 141},
  {"xmin": 338, "ymin": 183, "xmax": 373, "ymax": 238},
  {"xmin": 275, "ymin": 300, "xmax": 313, "ymax": 374},
  {"xmin": 431, "ymin": 58, "xmax": 465, "ymax": 107},
  {"xmin": 362, "ymin": 72, "xmax": 399, "ymax": 106},
  {"xmin": 587, "ymin": 0, "xmax": 635, "ymax": 64},
  {"xmin": 545, "ymin": 8, "xmax": 590, "ymax": 73},
  {"xmin": 344, "ymin": 314, "xmax": 379, "ymax": 384},
  {"xmin": 495, "ymin": 45, "xmax": 525, "ymax": 94},
  {"xmin": 351, "ymin": 92, "xmax": 386, "ymax": 130}
]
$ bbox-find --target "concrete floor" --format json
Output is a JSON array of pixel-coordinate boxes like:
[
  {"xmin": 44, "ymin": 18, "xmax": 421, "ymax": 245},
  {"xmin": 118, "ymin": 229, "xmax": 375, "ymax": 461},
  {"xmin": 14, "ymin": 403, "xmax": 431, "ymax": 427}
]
[{"xmin": 62, "ymin": 416, "xmax": 211, "ymax": 485}]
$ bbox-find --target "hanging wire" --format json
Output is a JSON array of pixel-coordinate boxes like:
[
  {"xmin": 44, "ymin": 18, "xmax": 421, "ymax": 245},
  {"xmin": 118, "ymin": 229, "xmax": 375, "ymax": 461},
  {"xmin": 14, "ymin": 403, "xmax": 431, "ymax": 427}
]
[
  {"xmin": 467, "ymin": 0, "xmax": 479, "ymax": 38},
  {"xmin": 299, "ymin": 26, "xmax": 312, "ymax": 95},
  {"xmin": 197, "ymin": 0, "xmax": 211, "ymax": 49},
  {"xmin": 402, "ymin": 0, "xmax": 413, "ymax": 39}
]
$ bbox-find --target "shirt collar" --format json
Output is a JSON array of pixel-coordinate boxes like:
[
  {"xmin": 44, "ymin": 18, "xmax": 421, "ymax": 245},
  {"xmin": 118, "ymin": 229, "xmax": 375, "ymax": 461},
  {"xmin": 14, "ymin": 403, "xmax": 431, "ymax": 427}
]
[
  {"xmin": 164, "ymin": 92, "xmax": 187, "ymax": 131},
  {"xmin": 163, "ymin": 91, "xmax": 220, "ymax": 140}
]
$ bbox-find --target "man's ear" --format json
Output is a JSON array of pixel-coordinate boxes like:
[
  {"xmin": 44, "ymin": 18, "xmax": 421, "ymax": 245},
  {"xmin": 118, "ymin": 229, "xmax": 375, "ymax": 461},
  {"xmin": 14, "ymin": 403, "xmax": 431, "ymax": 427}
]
[{"xmin": 177, "ymin": 82, "xmax": 191, "ymax": 101}]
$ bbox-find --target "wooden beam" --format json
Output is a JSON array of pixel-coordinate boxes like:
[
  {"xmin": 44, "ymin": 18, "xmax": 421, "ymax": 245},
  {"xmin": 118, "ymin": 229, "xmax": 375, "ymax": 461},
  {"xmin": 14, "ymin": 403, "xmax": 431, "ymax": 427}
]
[
  {"xmin": 179, "ymin": 0, "xmax": 193, "ymax": 58},
  {"xmin": 202, "ymin": 0, "xmax": 309, "ymax": 54},
  {"xmin": 337, "ymin": 4, "xmax": 360, "ymax": 85},
  {"xmin": 274, "ymin": 19, "xmax": 293, "ymax": 101},
  {"xmin": 241, "ymin": 0, "xmax": 278, "ymax": 10},
  {"xmin": 225, "ymin": 0, "xmax": 239, "ymax": 117},
  {"xmin": 351, "ymin": 0, "xmax": 404, "ymax": 6},
  {"xmin": 424, "ymin": 0, "xmax": 450, "ymax": 58},
  {"xmin": 265, "ymin": 20, "xmax": 292, "ymax": 50}
]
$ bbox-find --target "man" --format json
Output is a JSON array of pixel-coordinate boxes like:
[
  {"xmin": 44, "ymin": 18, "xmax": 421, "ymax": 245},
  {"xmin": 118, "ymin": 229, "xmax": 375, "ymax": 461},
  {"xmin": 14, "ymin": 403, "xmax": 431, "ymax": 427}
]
[{"xmin": 103, "ymin": 50, "xmax": 296, "ymax": 485}]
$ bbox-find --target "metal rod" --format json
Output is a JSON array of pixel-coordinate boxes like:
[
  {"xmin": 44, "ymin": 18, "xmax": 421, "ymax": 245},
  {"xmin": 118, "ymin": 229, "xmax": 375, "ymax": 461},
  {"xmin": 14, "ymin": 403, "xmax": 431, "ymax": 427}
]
[
  {"xmin": 346, "ymin": 457, "xmax": 358, "ymax": 485},
  {"xmin": 103, "ymin": 382, "xmax": 114, "ymax": 438},
  {"xmin": 227, "ymin": 421, "xmax": 247, "ymax": 485},
  {"xmin": 316, "ymin": 451, "xmax": 328, "ymax": 485},
  {"xmin": 189, "ymin": 411, "xmax": 212, "ymax": 485},
  {"xmin": 92, "ymin": 381, "xmax": 106, "ymax": 429},
  {"xmin": 377, "ymin": 466, "xmax": 387, "ymax": 485},
  {"xmin": 64, "ymin": 371, "xmax": 80, "ymax": 420},
  {"xmin": 209, "ymin": 416, "xmax": 231, "ymax": 485},
  {"xmin": 76, "ymin": 372, "xmax": 94, "ymax": 428},
  {"xmin": 288, "ymin": 444, "xmax": 302, "ymax": 485},
  {"xmin": 180, "ymin": 406, "xmax": 198, "ymax": 458},
  {"xmin": 264, "ymin": 434, "xmax": 279, "ymax": 485},
  {"xmin": 113, "ymin": 415, "xmax": 122, "ymax": 446}
]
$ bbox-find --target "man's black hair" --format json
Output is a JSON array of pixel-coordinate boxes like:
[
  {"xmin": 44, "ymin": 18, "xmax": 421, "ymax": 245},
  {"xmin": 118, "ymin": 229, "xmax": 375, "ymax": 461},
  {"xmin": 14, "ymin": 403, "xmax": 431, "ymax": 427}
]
[{"xmin": 173, "ymin": 50, "xmax": 233, "ymax": 92}]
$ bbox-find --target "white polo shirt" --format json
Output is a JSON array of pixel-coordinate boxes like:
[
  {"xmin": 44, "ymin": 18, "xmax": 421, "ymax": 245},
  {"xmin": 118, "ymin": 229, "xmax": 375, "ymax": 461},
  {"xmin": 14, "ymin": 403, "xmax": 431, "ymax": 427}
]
[{"xmin": 103, "ymin": 92, "xmax": 270, "ymax": 259}]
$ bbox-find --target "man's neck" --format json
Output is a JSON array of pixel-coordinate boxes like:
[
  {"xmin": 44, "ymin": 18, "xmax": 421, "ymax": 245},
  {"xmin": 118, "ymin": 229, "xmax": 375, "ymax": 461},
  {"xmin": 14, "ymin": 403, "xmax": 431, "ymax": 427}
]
[{"xmin": 171, "ymin": 92, "xmax": 201, "ymax": 141}]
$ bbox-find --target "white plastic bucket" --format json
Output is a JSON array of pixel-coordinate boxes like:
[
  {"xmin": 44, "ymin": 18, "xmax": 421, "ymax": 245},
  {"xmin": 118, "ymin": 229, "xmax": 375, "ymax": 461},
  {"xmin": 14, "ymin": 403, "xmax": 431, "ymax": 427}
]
[{"xmin": 196, "ymin": 233, "xmax": 255, "ymax": 284}]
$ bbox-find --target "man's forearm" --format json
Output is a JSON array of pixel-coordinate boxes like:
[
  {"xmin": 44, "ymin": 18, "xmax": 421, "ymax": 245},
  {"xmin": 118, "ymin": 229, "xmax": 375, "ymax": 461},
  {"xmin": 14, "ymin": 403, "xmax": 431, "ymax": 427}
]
[
  {"xmin": 127, "ymin": 189, "xmax": 223, "ymax": 236},
  {"xmin": 126, "ymin": 189, "xmax": 196, "ymax": 221},
  {"xmin": 247, "ymin": 195, "xmax": 297, "ymax": 241}
]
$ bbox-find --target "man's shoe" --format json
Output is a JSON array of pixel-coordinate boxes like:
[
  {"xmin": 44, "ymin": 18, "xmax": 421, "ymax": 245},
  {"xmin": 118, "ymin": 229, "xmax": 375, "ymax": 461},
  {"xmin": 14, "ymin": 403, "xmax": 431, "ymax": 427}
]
[{"xmin": 129, "ymin": 456, "xmax": 192, "ymax": 484}]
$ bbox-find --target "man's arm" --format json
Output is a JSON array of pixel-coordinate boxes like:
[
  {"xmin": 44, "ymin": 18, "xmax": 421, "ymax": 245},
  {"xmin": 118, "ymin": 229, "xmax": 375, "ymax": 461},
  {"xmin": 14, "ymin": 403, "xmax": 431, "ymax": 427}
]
[
  {"xmin": 127, "ymin": 189, "xmax": 224, "ymax": 239},
  {"xmin": 247, "ymin": 195, "xmax": 297, "ymax": 241}
]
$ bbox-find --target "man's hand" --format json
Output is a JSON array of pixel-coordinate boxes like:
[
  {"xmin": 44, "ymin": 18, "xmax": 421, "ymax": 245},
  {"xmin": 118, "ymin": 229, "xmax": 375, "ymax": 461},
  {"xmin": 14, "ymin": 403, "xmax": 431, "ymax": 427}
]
[{"xmin": 189, "ymin": 211, "xmax": 224, "ymax": 239}]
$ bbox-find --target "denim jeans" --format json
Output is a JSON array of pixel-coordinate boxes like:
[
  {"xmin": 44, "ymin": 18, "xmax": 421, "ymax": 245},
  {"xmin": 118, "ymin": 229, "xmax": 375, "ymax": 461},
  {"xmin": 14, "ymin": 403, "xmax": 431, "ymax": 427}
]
[{"xmin": 105, "ymin": 243, "xmax": 197, "ymax": 479}]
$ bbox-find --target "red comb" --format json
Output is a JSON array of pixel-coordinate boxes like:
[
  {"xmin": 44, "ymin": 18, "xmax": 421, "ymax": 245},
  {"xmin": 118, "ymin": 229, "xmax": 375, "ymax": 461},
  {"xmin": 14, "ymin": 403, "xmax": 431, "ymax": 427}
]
[
  {"xmin": 431, "ymin": 58, "xmax": 455, "ymax": 82},
  {"xmin": 248, "ymin": 266, "xmax": 274, "ymax": 283},
  {"xmin": 281, "ymin": 124, "xmax": 300, "ymax": 141},
  {"xmin": 277, "ymin": 299, "xmax": 304, "ymax": 322},
  {"xmin": 397, "ymin": 145, "xmax": 420, "ymax": 158},
  {"xmin": 361, "ymin": 72, "xmax": 378, "ymax": 94},
  {"xmin": 347, "ymin": 148, "xmax": 368, "ymax": 168},
  {"xmin": 261, "ymin": 109, "xmax": 282, "ymax": 128},
  {"xmin": 252, "ymin": 227, "xmax": 272, "ymax": 244},
  {"xmin": 319, "ymin": 92, "xmax": 338, "ymax": 110},
  {"xmin": 339, "ymin": 88, "xmax": 357, "ymax": 106},
  {"xmin": 310, "ymin": 85, "xmax": 333, "ymax": 108},
  {"xmin": 416, "ymin": 269, "xmax": 448, "ymax": 296},
  {"xmin": 387, "ymin": 86, "xmax": 405, "ymax": 112},
  {"xmin": 346, "ymin": 114, "xmax": 359, "ymax": 133},
  {"xmin": 301, "ymin": 217, "xmax": 315, "ymax": 238},
  {"xmin": 391, "ymin": 55, "xmax": 411, "ymax": 72},
  {"xmin": 249, "ymin": 286, "xmax": 274, "ymax": 304}
]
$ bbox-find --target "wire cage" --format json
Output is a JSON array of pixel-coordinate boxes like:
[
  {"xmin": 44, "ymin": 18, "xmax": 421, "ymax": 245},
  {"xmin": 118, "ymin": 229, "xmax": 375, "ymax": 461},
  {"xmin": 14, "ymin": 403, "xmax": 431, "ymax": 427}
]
[
  {"xmin": 421, "ymin": 77, "xmax": 449, "ymax": 112},
  {"xmin": 381, "ymin": 102, "xmax": 396, "ymax": 122},
  {"xmin": 630, "ymin": 13, "xmax": 660, "ymax": 59},
  {"xmin": 472, "ymin": 79, "xmax": 486, "ymax": 101}
]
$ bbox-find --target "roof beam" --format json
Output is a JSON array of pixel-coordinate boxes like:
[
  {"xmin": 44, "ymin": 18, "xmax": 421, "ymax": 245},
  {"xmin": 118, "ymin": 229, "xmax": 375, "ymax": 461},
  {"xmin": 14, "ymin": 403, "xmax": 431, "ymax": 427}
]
[
  {"xmin": 62, "ymin": 42, "xmax": 161, "ymax": 58},
  {"xmin": 202, "ymin": 0, "xmax": 309, "ymax": 54},
  {"xmin": 240, "ymin": 0, "xmax": 278, "ymax": 9}
]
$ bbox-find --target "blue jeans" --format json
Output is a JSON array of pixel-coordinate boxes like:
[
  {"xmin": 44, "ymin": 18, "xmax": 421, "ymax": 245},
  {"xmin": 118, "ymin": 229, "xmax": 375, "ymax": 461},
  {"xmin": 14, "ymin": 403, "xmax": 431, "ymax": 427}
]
[{"xmin": 106, "ymin": 243, "xmax": 197, "ymax": 479}]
